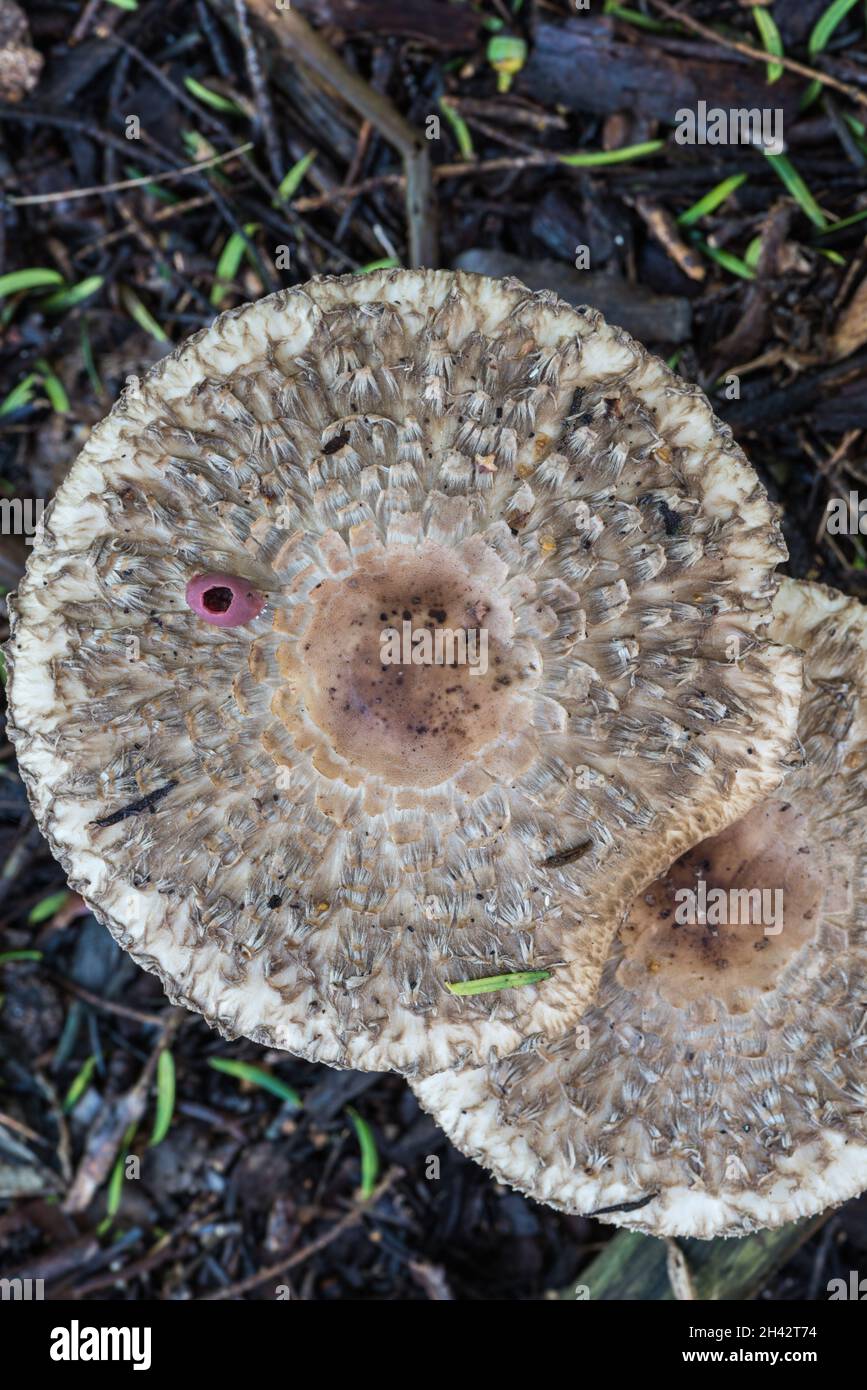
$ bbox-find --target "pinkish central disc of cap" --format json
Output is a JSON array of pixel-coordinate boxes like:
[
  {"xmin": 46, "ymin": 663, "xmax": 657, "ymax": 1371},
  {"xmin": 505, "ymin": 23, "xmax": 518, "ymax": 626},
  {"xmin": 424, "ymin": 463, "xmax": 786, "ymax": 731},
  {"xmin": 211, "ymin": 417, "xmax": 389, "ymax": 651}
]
[
  {"xmin": 294, "ymin": 544, "xmax": 523, "ymax": 788},
  {"xmin": 617, "ymin": 799, "xmax": 852, "ymax": 1010}
]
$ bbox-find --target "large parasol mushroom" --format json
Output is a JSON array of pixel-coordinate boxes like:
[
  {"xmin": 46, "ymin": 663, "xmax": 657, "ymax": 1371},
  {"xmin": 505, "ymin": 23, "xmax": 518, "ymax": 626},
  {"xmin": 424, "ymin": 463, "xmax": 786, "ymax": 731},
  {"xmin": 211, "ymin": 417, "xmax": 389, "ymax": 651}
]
[
  {"xmin": 412, "ymin": 578, "xmax": 867, "ymax": 1236},
  {"xmin": 7, "ymin": 269, "xmax": 799, "ymax": 1074}
]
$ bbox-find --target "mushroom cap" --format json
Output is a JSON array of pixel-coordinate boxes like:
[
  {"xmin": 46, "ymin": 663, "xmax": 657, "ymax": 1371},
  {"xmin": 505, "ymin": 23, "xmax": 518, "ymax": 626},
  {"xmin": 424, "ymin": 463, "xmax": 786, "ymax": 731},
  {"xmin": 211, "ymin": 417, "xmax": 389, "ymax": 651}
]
[
  {"xmin": 7, "ymin": 269, "xmax": 797, "ymax": 1073},
  {"xmin": 411, "ymin": 578, "xmax": 867, "ymax": 1235}
]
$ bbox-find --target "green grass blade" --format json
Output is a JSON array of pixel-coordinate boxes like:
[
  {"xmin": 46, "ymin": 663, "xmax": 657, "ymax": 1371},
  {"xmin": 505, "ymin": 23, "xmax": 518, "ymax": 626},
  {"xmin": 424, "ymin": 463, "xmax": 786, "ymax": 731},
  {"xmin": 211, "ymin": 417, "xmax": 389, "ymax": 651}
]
[
  {"xmin": 677, "ymin": 174, "xmax": 748, "ymax": 227},
  {"xmin": 208, "ymin": 1058, "xmax": 302, "ymax": 1106},
  {"xmin": 346, "ymin": 1107, "xmax": 379, "ymax": 1199},
  {"xmin": 36, "ymin": 360, "xmax": 70, "ymax": 414},
  {"xmin": 0, "ymin": 268, "xmax": 64, "ymax": 298},
  {"xmin": 753, "ymin": 7, "xmax": 784, "ymax": 82},
  {"xmin": 818, "ymin": 205, "xmax": 867, "ymax": 235},
  {"xmin": 744, "ymin": 234, "xmax": 763, "ymax": 270},
  {"xmin": 602, "ymin": 3, "xmax": 674, "ymax": 32},
  {"xmin": 150, "ymin": 1049, "xmax": 176, "ymax": 1146},
  {"xmin": 28, "ymin": 890, "xmax": 71, "ymax": 925},
  {"xmin": 0, "ymin": 373, "xmax": 39, "ymax": 417},
  {"xmin": 105, "ymin": 1122, "xmax": 138, "ymax": 1222},
  {"xmin": 446, "ymin": 969, "xmax": 552, "ymax": 996},
  {"xmin": 765, "ymin": 152, "xmax": 828, "ymax": 229},
  {"xmin": 184, "ymin": 77, "xmax": 245, "ymax": 116},
  {"xmin": 357, "ymin": 256, "xmax": 400, "ymax": 273},
  {"xmin": 802, "ymin": 0, "xmax": 861, "ymax": 107},
  {"xmin": 211, "ymin": 222, "xmax": 259, "ymax": 306},
  {"xmin": 120, "ymin": 285, "xmax": 169, "ymax": 343},
  {"xmin": 809, "ymin": 0, "xmax": 861, "ymax": 54},
  {"xmin": 124, "ymin": 164, "xmax": 179, "ymax": 205},
  {"xmin": 41, "ymin": 276, "xmax": 104, "ymax": 312},
  {"xmin": 439, "ymin": 97, "xmax": 475, "ymax": 159},
  {"xmin": 693, "ymin": 239, "xmax": 756, "ymax": 280},
  {"xmin": 64, "ymin": 1055, "xmax": 98, "ymax": 1112},
  {"xmin": 0, "ymin": 949, "xmax": 43, "ymax": 964},
  {"xmin": 559, "ymin": 139, "xmax": 664, "ymax": 167},
  {"xmin": 274, "ymin": 150, "xmax": 316, "ymax": 204}
]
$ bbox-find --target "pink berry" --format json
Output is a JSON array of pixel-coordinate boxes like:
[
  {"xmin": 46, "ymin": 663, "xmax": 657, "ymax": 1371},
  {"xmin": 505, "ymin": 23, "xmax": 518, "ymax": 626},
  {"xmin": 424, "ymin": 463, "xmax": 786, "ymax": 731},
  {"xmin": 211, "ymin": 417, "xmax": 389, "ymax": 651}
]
[{"xmin": 185, "ymin": 573, "xmax": 265, "ymax": 627}]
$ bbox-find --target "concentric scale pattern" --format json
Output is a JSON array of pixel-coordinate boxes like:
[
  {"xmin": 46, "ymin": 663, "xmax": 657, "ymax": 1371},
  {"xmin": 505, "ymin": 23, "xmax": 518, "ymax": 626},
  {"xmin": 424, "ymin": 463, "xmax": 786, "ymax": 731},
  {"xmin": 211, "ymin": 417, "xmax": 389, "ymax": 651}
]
[{"xmin": 8, "ymin": 270, "xmax": 800, "ymax": 1073}]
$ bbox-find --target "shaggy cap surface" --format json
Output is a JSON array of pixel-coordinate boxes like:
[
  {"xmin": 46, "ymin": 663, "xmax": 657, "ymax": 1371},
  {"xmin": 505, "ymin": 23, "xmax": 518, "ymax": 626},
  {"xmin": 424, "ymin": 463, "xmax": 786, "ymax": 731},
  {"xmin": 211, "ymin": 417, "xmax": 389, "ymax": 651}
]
[
  {"xmin": 412, "ymin": 579, "xmax": 867, "ymax": 1235},
  {"xmin": 8, "ymin": 269, "xmax": 798, "ymax": 1073}
]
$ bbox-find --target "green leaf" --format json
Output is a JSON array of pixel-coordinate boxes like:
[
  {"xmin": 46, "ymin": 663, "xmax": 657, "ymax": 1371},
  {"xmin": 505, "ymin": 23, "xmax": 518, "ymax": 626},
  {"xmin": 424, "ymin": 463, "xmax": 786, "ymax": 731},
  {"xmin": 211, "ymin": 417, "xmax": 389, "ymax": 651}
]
[
  {"xmin": 818, "ymin": 205, "xmax": 867, "ymax": 235},
  {"xmin": 105, "ymin": 1122, "xmax": 138, "ymax": 1223},
  {"xmin": 602, "ymin": 2, "xmax": 675, "ymax": 33},
  {"xmin": 41, "ymin": 276, "xmax": 104, "ymax": 312},
  {"xmin": 0, "ymin": 949, "xmax": 42, "ymax": 964},
  {"xmin": 753, "ymin": 7, "xmax": 784, "ymax": 83},
  {"xmin": 182, "ymin": 130, "xmax": 219, "ymax": 161},
  {"xmin": 184, "ymin": 77, "xmax": 246, "ymax": 116},
  {"xmin": 119, "ymin": 285, "xmax": 169, "ymax": 343},
  {"xmin": 274, "ymin": 150, "xmax": 317, "ymax": 204},
  {"xmin": 744, "ymin": 235, "xmax": 763, "ymax": 270},
  {"xmin": 765, "ymin": 152, "xmax": 828, "ymax": 230},
  {"xmin": 559, "ymin": 139, "xmax": 665, "ymax": 167},
  {"xmin": 819, "ymin": 247, "xmax": 847, "ymax": 265},
  {"xmin": 446, "ymin": 969, "xmax": 552, "ymax": 997},
  {"xmin": 0, "ymin": 373, "xmax": 39, "ymax": 417},
  {"xmin": 802, "ymin": 0, "xmax": 861, "ymax": 107},
  {"xmin": 357, "ymin": 257, "xmax": 400, "ymax": 273},
  {"xmin": 809, "ymin": 0, "xmax": 861, "ymax": 54},
  {"xmin": 439, "ymin": 97, "xmax": 474, "ymax": 160},
  {"xmin": 149, "ymin": 1049, "xmax": 176, "ymax": 1146},
  {"xmin": 124, "ymin": 164, "xmax": 179, "ymax": 205},
  {"xmin": 106, "ymin": 0, "xmax": 139, "ymax": 9},
  {"xmin": 27, "ymin": 890, "xmax": 71, "ymax": 925},
  {"xmin": 64, "ymin": 1055, "xmax": 98, "ymax": 1112},
  {"xmin": 0, "ymin": 268, "xmax": 64, "ymax": 298},
  {"xmin": 208, "ymin": 1058, "xmax": 302, "ymax": 1106},
  {"xmin": 486, "ymin": 35, "xmax": 527, "ymax": 92},
  {"xmin": 211, "ymin": 222, "xmax": 259, "ymax": 306},
  {"xmin": 693, "ymin": 239, "xmax": 756, "ymax": 281},
  {"xmin": 36, "ymin": 360, "xmax": 70, "ymax": 415},
  {"xmin": 346, "ymin": 1107, "xmax": 379, "ymax": 1199},
  {"xmin": 677, "ymin": 174, "xmax": 748, "ymax": 227}
]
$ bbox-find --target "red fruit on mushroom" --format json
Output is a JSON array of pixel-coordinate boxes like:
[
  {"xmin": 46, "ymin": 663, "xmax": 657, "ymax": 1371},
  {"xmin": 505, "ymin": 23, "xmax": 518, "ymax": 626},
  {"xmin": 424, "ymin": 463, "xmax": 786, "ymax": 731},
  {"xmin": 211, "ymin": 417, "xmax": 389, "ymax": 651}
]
[{"xmin": 185, "ymin": 573, "xmax": 265, "ymax": 627}]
